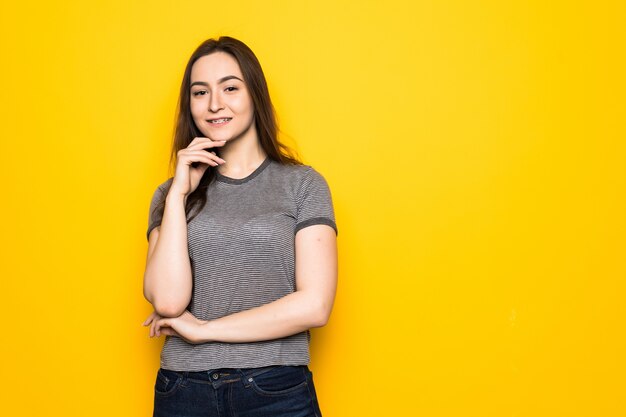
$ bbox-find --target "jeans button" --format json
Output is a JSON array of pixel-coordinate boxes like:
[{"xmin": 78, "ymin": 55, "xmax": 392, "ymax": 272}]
[{"xmin": 212, "ymin": 373, "xmax": 219, "ymax": 380}]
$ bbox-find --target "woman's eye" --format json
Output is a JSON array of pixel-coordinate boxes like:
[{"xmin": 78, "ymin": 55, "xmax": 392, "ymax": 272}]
[
  {"xmin": 192, "ymin": 91, "xmax": 207, "ymax": 96},
  {"xmin": 225, "ymin": 86, "xmax": 238, "ymax": 92}
]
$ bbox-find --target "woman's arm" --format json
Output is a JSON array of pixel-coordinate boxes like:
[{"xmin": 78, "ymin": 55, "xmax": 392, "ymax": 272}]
[
  {"xmin": 149, "ymin": 224, "xmax": 338, "ymax": 343},
  {"xmin": 143, "ymin": 138, "xmax": 225, "ymax": 318},
  {"xmin": 143, "ymin": 192, "xmax": 193, "ymax": 318}
]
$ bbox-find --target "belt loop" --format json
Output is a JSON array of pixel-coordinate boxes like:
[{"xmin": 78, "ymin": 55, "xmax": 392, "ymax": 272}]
[{"xmin": 238, "ymin": 368, "xmax": 253, "ymax": 387}]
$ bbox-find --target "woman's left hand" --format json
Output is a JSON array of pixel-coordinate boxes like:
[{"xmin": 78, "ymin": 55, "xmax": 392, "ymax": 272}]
[{"xmin": 143, "ymin": 310, "xmax": 208, "ymax": 344}]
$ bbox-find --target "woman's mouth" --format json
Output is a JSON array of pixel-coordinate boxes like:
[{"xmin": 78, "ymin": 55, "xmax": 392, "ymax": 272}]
[{"xmin": 207, "ymin": 118, "xmax": 232, "ymax": 126}]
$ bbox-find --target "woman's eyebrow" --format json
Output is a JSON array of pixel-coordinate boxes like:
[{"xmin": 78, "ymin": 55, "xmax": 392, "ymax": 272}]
[
  {"xmin": 218, "ymin": 75, "xmax": 243, "ymax": 84},
  {"xmin": 190, "ymin": 75, "xmax": 243, "ymax": 88}
]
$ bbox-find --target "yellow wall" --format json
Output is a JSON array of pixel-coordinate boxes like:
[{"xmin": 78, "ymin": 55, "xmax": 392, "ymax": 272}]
[{"xmin": 1, "ymin": 1, "xmax": 624, "ymax": 415}]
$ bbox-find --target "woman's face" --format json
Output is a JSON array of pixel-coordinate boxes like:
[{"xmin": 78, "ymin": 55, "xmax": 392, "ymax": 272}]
[{"xmin": 189, "ymin": 52, "xmax": 256, "ymax": 144}]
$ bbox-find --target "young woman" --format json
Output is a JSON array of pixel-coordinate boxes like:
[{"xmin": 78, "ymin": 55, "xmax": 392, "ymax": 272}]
[{"xmin": 142, "ymin": 36, "xmax": 337, "ymax": 417}]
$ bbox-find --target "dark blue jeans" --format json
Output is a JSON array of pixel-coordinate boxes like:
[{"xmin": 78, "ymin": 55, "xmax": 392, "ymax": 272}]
[{"xmin": 153, "ymin": 365, "xmax": 323, "ymax": 417}]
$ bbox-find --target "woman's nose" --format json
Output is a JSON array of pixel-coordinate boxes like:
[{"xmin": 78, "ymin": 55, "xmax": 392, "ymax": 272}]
[{"xmin": 209, "ymin": 92, "xmax": 224, "ymax": 112}]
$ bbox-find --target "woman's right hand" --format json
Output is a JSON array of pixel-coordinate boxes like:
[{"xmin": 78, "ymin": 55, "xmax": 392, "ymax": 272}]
[{"xmin": 169, "ymin": 137, "xmax": 226, "ymax": 197}]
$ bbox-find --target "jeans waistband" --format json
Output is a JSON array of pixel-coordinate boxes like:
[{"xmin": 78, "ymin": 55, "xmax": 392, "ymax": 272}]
[{"xmin": 171, "ymin": 365, "xmax": 294, "ymax": 383}]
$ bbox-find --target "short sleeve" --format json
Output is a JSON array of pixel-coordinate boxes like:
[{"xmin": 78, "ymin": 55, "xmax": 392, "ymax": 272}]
[
  {"xmin": 146, "ymin": 179, "xmax": 171, "ymax": 241},
  {"xmin": 295, "ymin": 167, "xmax": 337, "ymax": 235}
]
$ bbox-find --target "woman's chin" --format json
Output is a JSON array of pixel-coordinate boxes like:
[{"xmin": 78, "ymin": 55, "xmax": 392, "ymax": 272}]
[{"xmin": 202, "ymin": 133, "xmax": 230, "ymax": 143}]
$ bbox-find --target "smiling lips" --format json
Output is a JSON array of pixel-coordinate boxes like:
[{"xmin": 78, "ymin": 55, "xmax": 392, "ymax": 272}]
[{"xmin": 207, "ymin": 117, "xmax": 232, "ymax": 126}]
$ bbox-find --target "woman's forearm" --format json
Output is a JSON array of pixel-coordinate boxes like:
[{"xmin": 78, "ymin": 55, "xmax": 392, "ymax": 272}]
[
  {"xmin": 194, "ymin": 225, "xmax": 337, "ymax": 343},
  {"xmin": 198, "ymin": 290, "xmax": 329, "ymax": 343},
  {"xmin": 143, "ymin": 192, "xmax": 193, "ymax": 317}
]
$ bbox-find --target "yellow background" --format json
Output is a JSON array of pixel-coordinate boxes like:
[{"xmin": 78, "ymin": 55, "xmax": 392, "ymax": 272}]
[{"xmin": 1, "ymin": 1, "xmax": 624, "ymax": 415}]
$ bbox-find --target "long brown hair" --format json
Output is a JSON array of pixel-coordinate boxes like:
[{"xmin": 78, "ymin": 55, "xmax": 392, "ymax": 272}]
[{"xmin": 154, "ymin": 36, "xmax": 301, "ymax": 224}]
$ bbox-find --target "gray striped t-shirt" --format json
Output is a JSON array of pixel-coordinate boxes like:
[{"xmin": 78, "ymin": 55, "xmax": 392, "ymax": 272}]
[{"xmin": 146, "ymin": 158, "xmax": 337, "ymax": 371}]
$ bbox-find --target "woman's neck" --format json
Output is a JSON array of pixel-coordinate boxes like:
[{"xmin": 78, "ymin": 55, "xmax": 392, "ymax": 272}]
[{"xmin": 216, "ymin": 130, "xmax": 267, "ymax": 179}]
